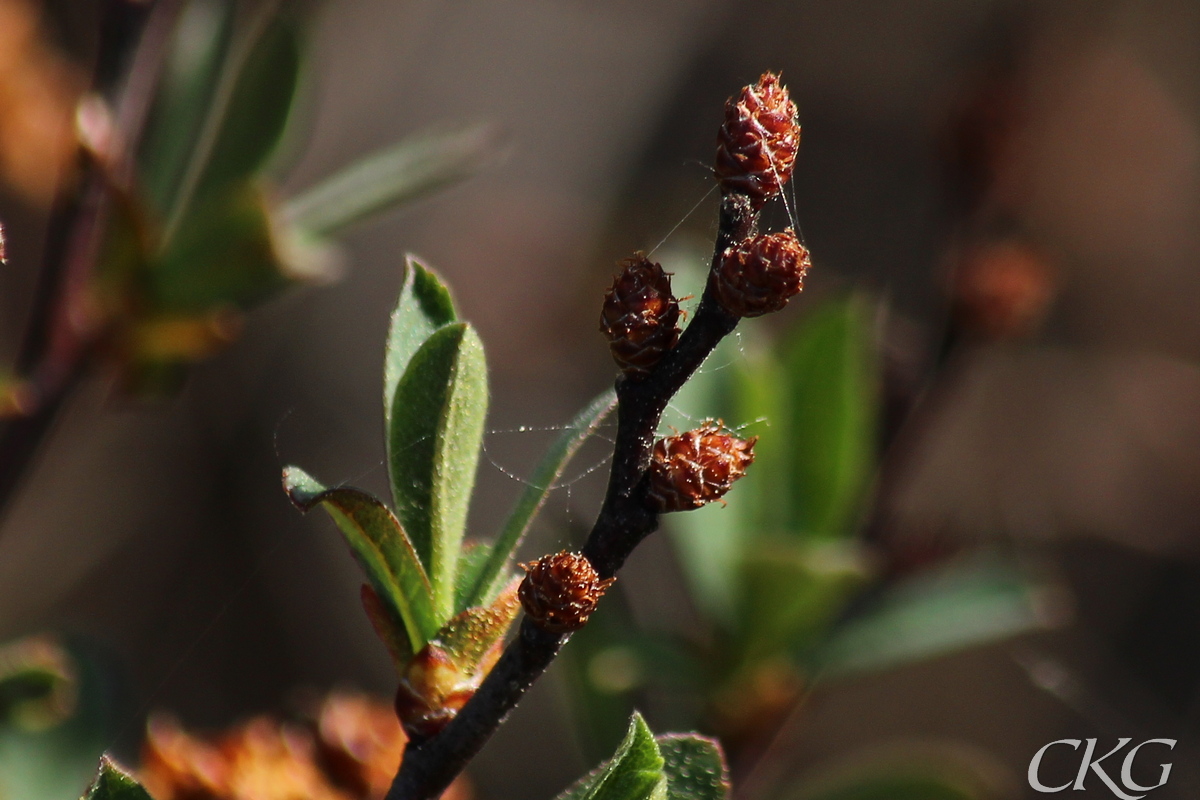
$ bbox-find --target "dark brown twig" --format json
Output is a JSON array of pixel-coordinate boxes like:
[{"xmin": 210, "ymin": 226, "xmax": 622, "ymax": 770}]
[{"xmin": 384, "ymin": 194, "xmax": 756, "ymax": 800}]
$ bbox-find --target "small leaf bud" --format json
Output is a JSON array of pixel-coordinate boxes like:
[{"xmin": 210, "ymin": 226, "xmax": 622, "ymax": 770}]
[
  {"xmin": 394, "ymin": 644, "xmax": 476, "ymax": 741},
  {"xmin": 519, "ymin": 551, "xmax": 615, "ymax": 633},
  {"xmin": 599, "ymin": 254, "xmax": 681, "ymax": 377},
  {"xmin": 715, "ymin": 229, "xmax": 810, "ymax": 318},
  {"xmin": 647, "ymin": 422, "xmax": 756, "ymax": 512},
  {"xmin": 715, "ymin": 72, "xmax": 801, "ymax": 208}
]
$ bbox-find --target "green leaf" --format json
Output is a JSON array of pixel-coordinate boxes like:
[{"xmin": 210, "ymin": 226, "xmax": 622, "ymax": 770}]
[
  {"xmin": 657, "ymin": 735, "xmax": 730, "ymax": 800},
  {"xmin": 388, "ymin": 323, "xmax": 488, "ymax": 619},
  {"xmin": 282, "ymin": 124, "xmax": 503, "ymax": 239},
  {"xmin": 454, "ymin": 541, "xmax": 494, "ymax": 611},
  {"xmin": 732, "ymin": 347, "xmax": 790, "ymax": 533},
  {"xmin": 137, "ymin": 0, "xmax": 235, "ymax": 218},
  {"xmin": 81, "ymin": 757, "xmax": 154, "ymax": 800},
  {"xmin": 383, "ymin": 257, "xmax": 457, "ymax": 432},
  {"xmin": 192, "ymin": 11, "xmax": 302, "ymax": 200},
  {"xmin": 433, "ymin": 578, "xmax": 521, "ymax": 675},
  {"xmin": 163, "ymin": 9, "xmax": 302, "ymax": 239},
  {"xmin": 150, "ymin": 182, "xmax": 284, "ymax": 312},
  {"xmin": 283, "ymin": 466, "xmax": 438, "ymax": 649},
  {"xmin": 463, "ymin": 388, "xmax": 617, "ymax": 609},
  {"xmin": 556, "ymin": 713, "xmax": 666, "ymax": 800},
  {"xmin": 814, "ymin": 555, "xmax": 1055, "ymax": 679},
  {"xmin": 735, "ymin": 540, "xmax": 870, "ymax": 662},
  {"xmin": 781, "ymin": 296, "xmax": 878, "ymax": 538}
]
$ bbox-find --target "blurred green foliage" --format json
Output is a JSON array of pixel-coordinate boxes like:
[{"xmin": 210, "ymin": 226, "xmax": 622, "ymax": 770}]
[{"xmin": 94, "ymin": 1, "xmax": 497, "ymax": 392}]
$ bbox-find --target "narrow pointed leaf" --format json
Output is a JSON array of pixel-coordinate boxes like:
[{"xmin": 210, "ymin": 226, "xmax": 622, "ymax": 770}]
[
  {"xmin": 465, "ymin": 388, "xmax": 616, "ymax": 608},
  {"xmin": 283, "ymin": 466, "xmax": 438, "ymax": 648},
  {"xmin": 657, "ymin": 735, "xmax": 730, "ymax": 800},
  {"xmin": 81, "ymin": 757, "xmax": 154, "ymax": 800},
  {"xmin": 388, "ymin": 323, "xmax": 488, "ymax": 619},
  {"xmin": 137, "ymin": 0, "xmax": 235, "ymax": 217},
  {"xmin": 192, "ymin": 12, "xmax": 301, "ymax": 200},
  {"xmin": 814, "ymin": 556, "xmax": 1054, "ymax": 679},
  {"xmin": 383, "ymin": 257, "xmax": 457, "ymax": 432},
  {"xmin": 454, "ymin": 542, "xmax": 494, "ymax": 611},
  {"xmin": 556, "ymin": 713, "xmax": 667, "ymax": 800},
  {"xmin": 433, "ymin": 578, "xmax": 521, "ymax": 675},
  {"xmin": 282, "ymin": 124, "xmax": 503, "ymax": 239},
  {"xmin": 782, "ymin": 297, "xmax": 878, "ymax": 537},
  {"xmin": 163, "ymin": 9, "xmax": 302, "ymax": 238}
]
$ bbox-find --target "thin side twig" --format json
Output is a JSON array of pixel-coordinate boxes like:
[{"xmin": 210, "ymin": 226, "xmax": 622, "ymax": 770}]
[{"xmin": 385, "ymin": 194, "xmax": 756, "ymax": 800}]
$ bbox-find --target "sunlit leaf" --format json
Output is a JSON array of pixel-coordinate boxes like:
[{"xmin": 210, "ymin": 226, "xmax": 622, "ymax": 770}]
[
  {"xmin": 388, "ymin": 323, "xmax": 488, "ymax": 619},
  {"xmin": 283, "ymin": 466, "xmax": 438, "ymax": 649},
  {"xmin": 282, "ymin": 124, "xmax": 503, "ymax": 239},
  {"xmin": 433, "ymin": 578, "xmax": 521, "ymax": 675},
  {"xmin": 781, "ymin": 296, "xmax": 878, "ymax": 538},
  {"xmin": 383, "ymin": 257, "xmax": 457, "ymax": 432},
  {"xmin": 464, "ymin": 388, "xmax": 616, "ymax": 609},
  {"xmin": 556, "ymin": 713, "xmax": 666, "ymax": 800},
  {"xmin": 814, "ymin": 556, "xmax": 1055, "ymax": 679},
  {"xmin": 81, "ymin": 756, "xmax": 154, "ymax": 800},
  {"xmin": 658, "ymin": 735, "xmax": 730, "ymax": 800},
  {"xmin": 454, "ymin": 541, "xmax": 493, "ymax": 612}
]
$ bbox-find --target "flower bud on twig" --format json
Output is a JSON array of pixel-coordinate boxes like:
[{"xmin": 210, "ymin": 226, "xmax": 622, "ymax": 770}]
[
  {"xmin": 647, "ymin": 422, "xmax": 756, "ymax": 512},
  {"xmin": 716, "ymin": 229, "xmax": 810, "ymax": 318},
  {"xmin": 599, "ymin": 254, "xmax": 681, "ymax": 377},
  {"xmin": 519, "ymin": 551, "xmax": 615, "ymax": 633},
  {"xmin": 715, "ymin": 72, "xmax": 801, "ymax": 208}
]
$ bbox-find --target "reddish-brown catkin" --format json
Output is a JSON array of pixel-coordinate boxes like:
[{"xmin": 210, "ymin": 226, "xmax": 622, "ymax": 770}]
[
  {"xmin": 519, "ymin": 552, "xmax": 615, "ymax": 633},
  {"xmin": 599, "ymin": 254, "xmax": 681, "ymax": 377},
  {"xmin": 647, "ymin": 423, "xmax": 756, "ymax": 512},
  {"xmin": 716, "ymin": 229, "xmax": 810, "ymax": 318},
  {"xmin": 715, "ymin": 72, "xmax": 801, "ymax": 208}
]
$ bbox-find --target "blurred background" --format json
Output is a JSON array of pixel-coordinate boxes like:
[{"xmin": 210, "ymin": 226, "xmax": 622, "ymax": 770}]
[{"xmin": 2, "ymin": 0, "xmax": 1200, "ymax": 798}]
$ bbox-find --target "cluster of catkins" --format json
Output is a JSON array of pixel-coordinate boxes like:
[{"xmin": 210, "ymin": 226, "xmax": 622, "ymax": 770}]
[{"xmin": 519, "ymin": 72, "xmax": 807, "ymax": 635}]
